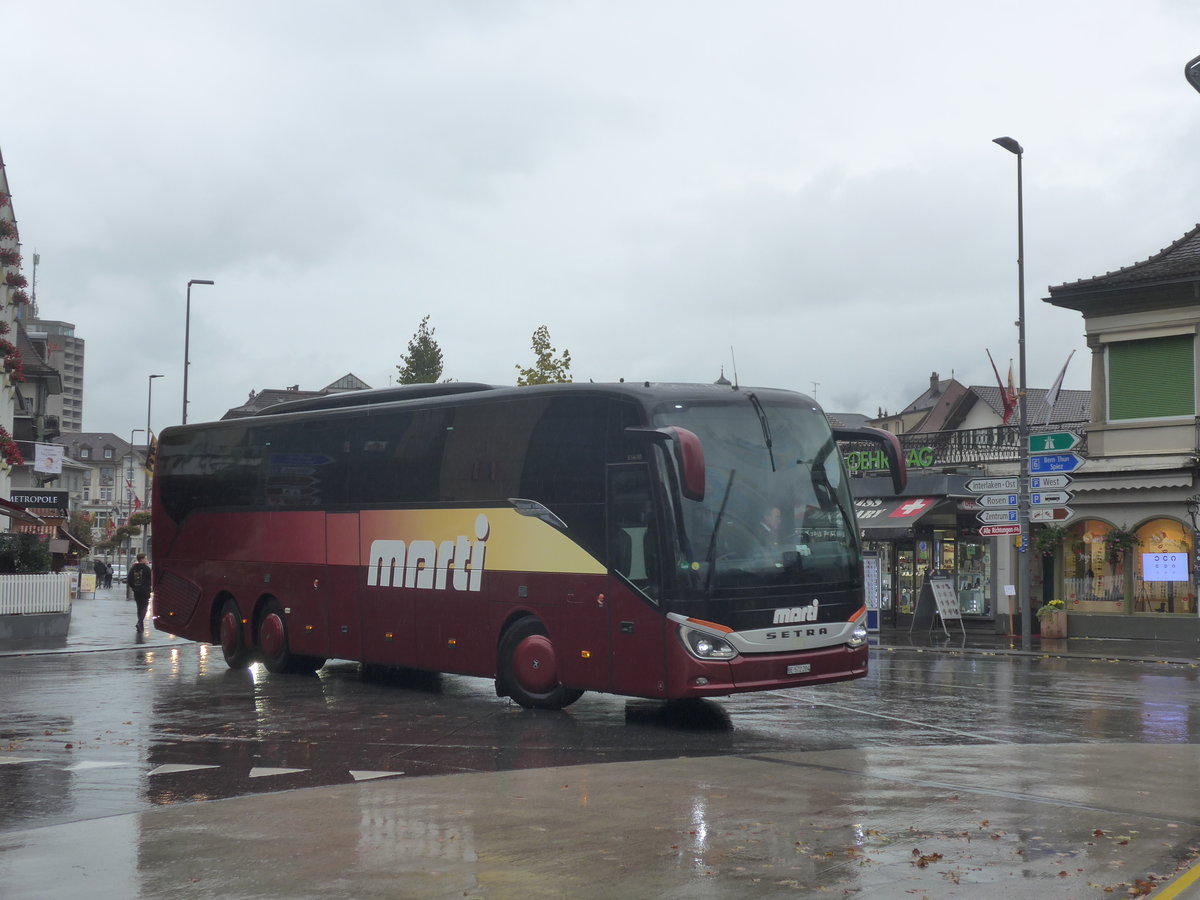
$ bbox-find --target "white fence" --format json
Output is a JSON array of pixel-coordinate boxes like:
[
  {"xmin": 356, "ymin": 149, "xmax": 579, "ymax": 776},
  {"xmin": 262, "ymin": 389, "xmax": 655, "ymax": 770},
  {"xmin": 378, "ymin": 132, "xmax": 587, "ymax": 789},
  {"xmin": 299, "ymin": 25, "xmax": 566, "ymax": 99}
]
[{"xmin": 0, "ymin": 573, "xmax": 73, "ymax": 615}]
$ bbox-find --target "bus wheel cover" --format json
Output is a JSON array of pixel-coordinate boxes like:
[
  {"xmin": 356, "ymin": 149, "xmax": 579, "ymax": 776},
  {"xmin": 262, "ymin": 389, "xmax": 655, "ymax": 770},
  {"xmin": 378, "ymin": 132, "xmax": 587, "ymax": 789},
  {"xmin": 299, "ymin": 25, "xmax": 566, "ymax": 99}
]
[
  {"xmin": 218, "ymin": 599, "xmax": 251, "ymax": 669},
  {"xmin": 499, "ymin": 619, "xmax": 583, "ymax": 710}
]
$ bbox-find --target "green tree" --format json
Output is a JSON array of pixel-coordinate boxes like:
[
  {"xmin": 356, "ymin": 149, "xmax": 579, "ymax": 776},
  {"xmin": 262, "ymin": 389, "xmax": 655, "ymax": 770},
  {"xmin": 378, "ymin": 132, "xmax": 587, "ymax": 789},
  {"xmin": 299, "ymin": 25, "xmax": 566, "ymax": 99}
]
[
  {"xmin": 397, "ymin": 315, "xmax": 444, "ymax": 384},
  {"xmin": 67, "ymin": 510, "xmax": 95, "ymax": 551},
  {"xmin": 515, "ymin": 325, "xmax": 572, "ymax": 385}
]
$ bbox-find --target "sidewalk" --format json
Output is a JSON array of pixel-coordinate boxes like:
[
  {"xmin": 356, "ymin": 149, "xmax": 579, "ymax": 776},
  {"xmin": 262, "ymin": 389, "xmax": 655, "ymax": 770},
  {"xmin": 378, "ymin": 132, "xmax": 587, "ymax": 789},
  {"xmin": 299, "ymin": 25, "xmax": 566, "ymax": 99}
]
[
  {"xmin": 0, "ymin": 584, "xmax": 184, "ymax": 657},
  {"xmin": 875, "ymin": 622, "xmax": 1200, "ymax": 666}
]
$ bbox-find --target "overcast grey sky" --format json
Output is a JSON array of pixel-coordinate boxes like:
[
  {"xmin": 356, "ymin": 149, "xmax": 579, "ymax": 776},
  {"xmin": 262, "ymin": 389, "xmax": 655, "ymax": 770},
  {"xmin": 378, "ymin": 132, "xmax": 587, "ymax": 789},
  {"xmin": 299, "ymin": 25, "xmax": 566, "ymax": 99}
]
[{"xmin": 5, "ymin": 1, "xmax": 1200, "ymax": 440}]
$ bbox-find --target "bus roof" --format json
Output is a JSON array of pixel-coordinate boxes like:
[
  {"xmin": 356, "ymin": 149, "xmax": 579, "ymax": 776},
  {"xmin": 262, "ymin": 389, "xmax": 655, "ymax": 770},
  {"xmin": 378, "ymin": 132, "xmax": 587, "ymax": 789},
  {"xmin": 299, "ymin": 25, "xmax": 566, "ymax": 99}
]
[{"xmin": 169, "ymin": 382, "xmax": 820, "ymax": 435}]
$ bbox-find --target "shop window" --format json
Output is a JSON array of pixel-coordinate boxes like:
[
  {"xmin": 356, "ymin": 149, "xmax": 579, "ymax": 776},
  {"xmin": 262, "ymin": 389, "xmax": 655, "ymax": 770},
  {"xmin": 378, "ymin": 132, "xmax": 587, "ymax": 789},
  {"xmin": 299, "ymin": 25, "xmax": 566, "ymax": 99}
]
[
  {"xmin": 1133, "ymin": 519, "xmax": 1194, "ymax": 615},
  {"xmin": 1063, "ymin": 521, "xmax": 1123, "ymax": 613},
  {"xmin": 956, "ymin": 540, "xmax": 991, "ymax": 616}
]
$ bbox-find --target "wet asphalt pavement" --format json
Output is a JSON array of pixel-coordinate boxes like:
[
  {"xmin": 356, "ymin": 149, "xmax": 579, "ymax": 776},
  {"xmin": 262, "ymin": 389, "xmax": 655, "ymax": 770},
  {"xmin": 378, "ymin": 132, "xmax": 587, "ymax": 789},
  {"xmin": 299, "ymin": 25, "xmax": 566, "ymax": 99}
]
[{"xmin": 4, "ymin": 590, "xmax": 1200, "ymax": 898}]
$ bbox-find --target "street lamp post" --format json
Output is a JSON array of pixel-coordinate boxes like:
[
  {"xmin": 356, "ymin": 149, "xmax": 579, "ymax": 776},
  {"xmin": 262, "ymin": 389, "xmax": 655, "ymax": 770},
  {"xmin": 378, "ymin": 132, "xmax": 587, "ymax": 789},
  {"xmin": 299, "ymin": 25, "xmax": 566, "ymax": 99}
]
[
  {"xmin": 182, "ymin": 279, "xmax": 215, "ymax": 425},
  {"xmin": 994, "ymin": 135, "xmax": 1033, "ymax": 651}
]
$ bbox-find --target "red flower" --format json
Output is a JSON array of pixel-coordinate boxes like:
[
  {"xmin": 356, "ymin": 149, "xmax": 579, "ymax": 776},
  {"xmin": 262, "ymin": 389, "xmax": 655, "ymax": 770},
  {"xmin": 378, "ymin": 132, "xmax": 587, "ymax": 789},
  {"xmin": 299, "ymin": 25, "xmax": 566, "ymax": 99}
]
[{"xmin": 5, "ymin": 272, "xmax": 27, "ymax": 288}]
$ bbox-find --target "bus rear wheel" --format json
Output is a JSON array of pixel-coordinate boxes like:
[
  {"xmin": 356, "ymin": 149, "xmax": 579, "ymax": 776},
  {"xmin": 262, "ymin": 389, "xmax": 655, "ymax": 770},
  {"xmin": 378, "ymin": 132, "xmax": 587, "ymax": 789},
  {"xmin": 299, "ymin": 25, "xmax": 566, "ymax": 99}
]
[
  {"xmin": 218, "ymin": 599, "xmax": 252, "ymax": 669},
  {"xmin": 257, "ymin": 599, "xmax": 326, "ymax": 674},
  {"xmin": 498, "ymin": 618, "xmax": 583, "ymax": 710}
]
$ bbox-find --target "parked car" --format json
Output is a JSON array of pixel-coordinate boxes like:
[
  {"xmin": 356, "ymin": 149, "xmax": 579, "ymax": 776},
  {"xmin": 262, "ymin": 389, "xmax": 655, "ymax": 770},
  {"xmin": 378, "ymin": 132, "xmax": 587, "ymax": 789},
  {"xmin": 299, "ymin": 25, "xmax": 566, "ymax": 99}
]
[{"xmin": 112, "ymin": 565, "xmax": 127, "ymax": 583}]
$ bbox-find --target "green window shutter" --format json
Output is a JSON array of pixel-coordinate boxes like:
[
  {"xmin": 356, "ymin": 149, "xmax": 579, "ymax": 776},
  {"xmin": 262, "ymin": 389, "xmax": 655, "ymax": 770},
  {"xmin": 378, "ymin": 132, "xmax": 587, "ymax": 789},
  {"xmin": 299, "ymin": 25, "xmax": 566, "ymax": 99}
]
[{"xmin": 1107, "ymin": 334, "xmax": 1195, "ymax": 420}]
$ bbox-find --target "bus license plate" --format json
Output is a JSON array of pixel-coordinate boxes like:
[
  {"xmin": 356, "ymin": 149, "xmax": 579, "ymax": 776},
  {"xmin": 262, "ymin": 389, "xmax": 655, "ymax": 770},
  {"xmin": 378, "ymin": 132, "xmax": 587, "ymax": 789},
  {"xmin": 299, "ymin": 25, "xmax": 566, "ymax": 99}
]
[{"xmin": 787, "ymin": 664, "xmax": 811, "ymax": 675}]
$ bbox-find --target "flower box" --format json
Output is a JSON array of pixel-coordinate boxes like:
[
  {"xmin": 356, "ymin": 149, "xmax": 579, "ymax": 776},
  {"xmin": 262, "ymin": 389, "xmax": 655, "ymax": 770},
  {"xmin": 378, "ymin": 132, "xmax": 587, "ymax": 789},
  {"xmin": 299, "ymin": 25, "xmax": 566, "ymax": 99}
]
[{"xmin": 1039, "ymin": 609, "xmax": 1068, "ymax": 639}]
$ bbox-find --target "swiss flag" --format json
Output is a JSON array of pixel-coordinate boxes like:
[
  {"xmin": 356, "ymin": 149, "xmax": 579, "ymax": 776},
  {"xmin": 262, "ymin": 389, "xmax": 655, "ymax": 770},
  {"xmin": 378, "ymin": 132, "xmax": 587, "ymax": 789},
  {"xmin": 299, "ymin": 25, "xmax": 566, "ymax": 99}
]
[{"xmin": 888, "ymin": 498, "xmax": 934, "ymax": 519}]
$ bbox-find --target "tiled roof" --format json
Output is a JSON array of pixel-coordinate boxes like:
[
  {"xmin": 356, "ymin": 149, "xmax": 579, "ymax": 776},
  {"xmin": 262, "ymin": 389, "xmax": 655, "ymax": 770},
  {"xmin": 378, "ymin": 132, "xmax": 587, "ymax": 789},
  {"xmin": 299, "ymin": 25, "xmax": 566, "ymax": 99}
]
[
  {"xmin": 1049, "ymin": 224, "xmax": 1200, "ymax": 292},
  {"xmin": 827, "ymin": 412, "xmax": 871, "ymax": 429},
  {"xmin": 971, "ymin": 386, "xmax": 1090, "ymax": 424}
]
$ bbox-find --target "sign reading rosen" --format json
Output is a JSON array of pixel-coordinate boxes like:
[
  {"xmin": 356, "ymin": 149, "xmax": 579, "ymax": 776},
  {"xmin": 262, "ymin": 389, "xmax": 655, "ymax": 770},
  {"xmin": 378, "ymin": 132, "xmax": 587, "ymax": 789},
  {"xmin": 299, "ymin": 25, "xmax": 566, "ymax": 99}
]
[
  {"xmin": 367, "ymin": 513, "xmax": 490, "ymax": 592},
  {"xmin": 846, "ymin": 447, "xmax": 934, "ymax": 473}
]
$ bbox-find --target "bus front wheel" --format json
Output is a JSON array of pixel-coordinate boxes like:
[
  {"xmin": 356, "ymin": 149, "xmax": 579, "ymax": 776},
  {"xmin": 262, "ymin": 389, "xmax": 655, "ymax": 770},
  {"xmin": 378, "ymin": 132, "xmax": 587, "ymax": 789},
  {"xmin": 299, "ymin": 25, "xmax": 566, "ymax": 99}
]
[
  {"xmin": 218, "ymin": 599, "xmax": 252, "ymax": 669},
  {"xmin": 498, "ymin": 618, "xmax": 584, "ymax": 710}
]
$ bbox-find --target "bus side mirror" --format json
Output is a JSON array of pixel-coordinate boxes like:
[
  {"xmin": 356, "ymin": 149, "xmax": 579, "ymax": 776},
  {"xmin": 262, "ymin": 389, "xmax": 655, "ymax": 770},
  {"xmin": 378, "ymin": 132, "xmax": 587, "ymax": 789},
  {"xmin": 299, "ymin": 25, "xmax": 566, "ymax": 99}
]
[
  {"xmin": 625, "ymin": 426, "xmax": 706, "ymax": 502},
  {"xmin": 832, "ymin": 425, "xmax": 907, "ymax": 495}
]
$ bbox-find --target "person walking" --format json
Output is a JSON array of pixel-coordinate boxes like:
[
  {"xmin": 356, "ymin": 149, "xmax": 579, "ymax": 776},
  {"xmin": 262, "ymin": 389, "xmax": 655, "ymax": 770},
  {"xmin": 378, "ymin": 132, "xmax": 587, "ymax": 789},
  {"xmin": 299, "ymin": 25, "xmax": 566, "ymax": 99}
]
[{"xmin": 128, "ymin": 553, "xmax": 153, "ymax": 633}]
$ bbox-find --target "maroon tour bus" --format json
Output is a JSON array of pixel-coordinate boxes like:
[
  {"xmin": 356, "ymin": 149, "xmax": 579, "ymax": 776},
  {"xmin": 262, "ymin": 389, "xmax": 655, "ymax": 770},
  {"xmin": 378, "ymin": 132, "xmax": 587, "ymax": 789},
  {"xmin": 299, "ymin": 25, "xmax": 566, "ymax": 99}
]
[{"xmin": 150, "ymin": 381, "xmax": 904, "ymax": 709}]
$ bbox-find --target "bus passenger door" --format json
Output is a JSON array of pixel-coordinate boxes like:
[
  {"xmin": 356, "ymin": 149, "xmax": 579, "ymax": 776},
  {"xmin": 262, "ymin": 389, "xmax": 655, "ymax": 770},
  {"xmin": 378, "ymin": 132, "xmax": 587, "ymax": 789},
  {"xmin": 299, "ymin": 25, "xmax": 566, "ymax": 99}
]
[
  {"xmin": 606, "ymin": 463, "xmax": 668, "ymax": 698},
  {"xmin": 325, "ymin": 513, "xmax": 365, "ymax": 661}
]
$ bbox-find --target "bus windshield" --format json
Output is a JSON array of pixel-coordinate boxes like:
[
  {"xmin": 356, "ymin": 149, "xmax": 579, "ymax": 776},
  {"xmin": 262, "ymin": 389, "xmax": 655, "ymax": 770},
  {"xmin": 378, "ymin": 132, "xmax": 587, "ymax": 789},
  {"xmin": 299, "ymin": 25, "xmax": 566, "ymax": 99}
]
[{"xmin": 653, "ymin": 393, "xmax": 860, "ymax": 594}]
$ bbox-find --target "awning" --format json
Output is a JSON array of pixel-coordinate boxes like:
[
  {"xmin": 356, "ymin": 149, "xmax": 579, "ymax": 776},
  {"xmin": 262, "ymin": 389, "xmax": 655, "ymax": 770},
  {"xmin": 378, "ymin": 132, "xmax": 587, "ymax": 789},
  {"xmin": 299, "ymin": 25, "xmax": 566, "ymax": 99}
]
[
  {"xmin": 1071, "ymin": 473, "xmax": 1193, "ymax": 492},
  {"xmin": 56, "ymin": 526, "xmax": 91, "ymax": 553},
  {"xmin": 855, "ymin": 497, "xmax": 939, "ymax": 535},
  {"xmin": 0, "ymin": 497, "xmax": 46, "ymax": 526}
]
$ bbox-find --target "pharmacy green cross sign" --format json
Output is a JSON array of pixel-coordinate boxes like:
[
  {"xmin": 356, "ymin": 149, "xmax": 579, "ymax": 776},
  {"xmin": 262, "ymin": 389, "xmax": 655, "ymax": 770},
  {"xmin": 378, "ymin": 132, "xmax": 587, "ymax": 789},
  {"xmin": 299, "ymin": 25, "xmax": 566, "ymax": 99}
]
[{"xmin": 1028, "ymin": 431, "xmax": 1080, "ymax": 453}]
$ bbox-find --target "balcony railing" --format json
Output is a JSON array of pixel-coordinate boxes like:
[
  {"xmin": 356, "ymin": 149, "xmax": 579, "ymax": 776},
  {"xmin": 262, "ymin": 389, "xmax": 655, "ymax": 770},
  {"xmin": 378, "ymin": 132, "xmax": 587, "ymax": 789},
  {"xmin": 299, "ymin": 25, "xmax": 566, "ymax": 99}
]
[{"xmin": 841, "ymin": 421, "xmax": 1090, "ymax": 474}]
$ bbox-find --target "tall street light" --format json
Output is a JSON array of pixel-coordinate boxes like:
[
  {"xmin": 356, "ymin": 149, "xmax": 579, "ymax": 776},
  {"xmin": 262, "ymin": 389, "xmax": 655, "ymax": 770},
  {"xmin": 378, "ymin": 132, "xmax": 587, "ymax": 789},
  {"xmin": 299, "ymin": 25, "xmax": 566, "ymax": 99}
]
[
  {"xmin": 993, "ymin": 136, "xmax": 1032, "ymax": 651},
  {"xmin": 183, "ymin": 279, "xmax": 215, "ymax": 424}
]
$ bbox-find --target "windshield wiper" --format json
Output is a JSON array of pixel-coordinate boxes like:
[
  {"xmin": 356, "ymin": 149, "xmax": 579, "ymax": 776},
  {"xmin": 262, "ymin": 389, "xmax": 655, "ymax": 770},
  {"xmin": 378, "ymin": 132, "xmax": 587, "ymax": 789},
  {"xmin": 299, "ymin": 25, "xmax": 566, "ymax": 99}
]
[
  {"xmin": 703, "ymin": 469, "xmax": 736, "ymax": 595},
  {"xmin": 747, "ymin": 392, "xmax": 776, "ymax": 472}
]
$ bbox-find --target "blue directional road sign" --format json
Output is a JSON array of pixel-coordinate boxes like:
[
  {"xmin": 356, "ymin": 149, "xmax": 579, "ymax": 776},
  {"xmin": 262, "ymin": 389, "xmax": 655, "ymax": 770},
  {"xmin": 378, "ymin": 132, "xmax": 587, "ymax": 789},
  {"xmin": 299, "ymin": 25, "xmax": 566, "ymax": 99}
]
[{"xmin": 1029, "ymin": 452, "xmax": 1085, "ymax": 474}]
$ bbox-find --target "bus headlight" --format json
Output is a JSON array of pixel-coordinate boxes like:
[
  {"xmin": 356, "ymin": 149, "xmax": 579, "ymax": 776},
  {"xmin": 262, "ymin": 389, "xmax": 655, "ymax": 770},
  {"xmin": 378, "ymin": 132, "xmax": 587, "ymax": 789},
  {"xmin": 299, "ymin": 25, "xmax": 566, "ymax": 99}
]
[
  {"xmin": 679, "ymin": 625, "xmax": 739, "ymax": 660},
  {"xmin": 846, "ymin": 623, "xmax": 869, "ymax": 648}
]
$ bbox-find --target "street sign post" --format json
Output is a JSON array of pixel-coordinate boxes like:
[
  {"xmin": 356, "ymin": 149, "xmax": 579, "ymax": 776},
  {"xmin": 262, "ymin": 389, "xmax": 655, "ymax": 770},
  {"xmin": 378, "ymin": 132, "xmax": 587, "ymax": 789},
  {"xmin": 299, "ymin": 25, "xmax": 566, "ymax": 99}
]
[
  {"xmin": 965, "ymin": 476, "xmax": 1020, "ymax": 493},
  {"xmin": 978, "ymin": 494, "xmax": 1019, "ymax": 508},
  {"xmin": 1028, "ymin": 431, "xmax": 1080, "ymax": 453},
  {"xmin": 1030, "ymin": 491, "xmax": 1072, "ymax": 506},
  {"xmin": 1029, "ymin": 452, "xmax": 1085, "ymax": 474},
  {"xmin": 1029, "ymin": 474, "xmax": 1071, "ymax": 490},
  {"xmin": 979, "ymin": 523, "xmax": 1021, "ymax": 536},
  {"xmin": 1029, "ymin": 507, "xmax": 1074, "ymax": 522},
  {"xmin": 977, "ymin": 509, "xmax": 1020, "ymax": 524}
]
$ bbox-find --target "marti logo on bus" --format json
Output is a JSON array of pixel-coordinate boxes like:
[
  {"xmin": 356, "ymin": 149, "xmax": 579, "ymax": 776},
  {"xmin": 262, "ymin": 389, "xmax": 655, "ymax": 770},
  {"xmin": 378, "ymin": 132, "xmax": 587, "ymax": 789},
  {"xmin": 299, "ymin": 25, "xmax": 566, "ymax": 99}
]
[
  {"xmin": 366, "ymin": 513, "xmax": 490, "ymax": 591},
  {"xmin": 772, "ymin": 600, "xmax": 819, "ymax": 624}
]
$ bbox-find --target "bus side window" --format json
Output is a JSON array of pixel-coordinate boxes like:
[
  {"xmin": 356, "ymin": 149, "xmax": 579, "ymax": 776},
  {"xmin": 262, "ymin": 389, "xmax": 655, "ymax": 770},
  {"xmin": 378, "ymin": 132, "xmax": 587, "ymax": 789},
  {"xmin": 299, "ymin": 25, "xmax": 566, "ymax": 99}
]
[{"xmin": 608, "ymin": 464, "xmax": 660, "ymax": 600}]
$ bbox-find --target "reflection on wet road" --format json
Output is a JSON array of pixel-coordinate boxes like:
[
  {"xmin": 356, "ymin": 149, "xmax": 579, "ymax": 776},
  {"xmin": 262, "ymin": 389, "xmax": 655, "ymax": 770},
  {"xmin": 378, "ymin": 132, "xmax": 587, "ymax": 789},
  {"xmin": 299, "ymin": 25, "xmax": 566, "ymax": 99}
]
[{"xmin": 2, "ymin": 643, "xmax": 1199, "ymax": 833}]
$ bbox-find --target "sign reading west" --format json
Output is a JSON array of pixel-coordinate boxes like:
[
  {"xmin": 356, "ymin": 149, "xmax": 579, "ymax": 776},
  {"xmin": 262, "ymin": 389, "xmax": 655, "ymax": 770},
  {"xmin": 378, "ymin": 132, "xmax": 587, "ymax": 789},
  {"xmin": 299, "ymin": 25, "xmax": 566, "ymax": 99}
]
[{"xmin": 1029, "ymin": 474, "xmax": 1071, "ymax": 490}]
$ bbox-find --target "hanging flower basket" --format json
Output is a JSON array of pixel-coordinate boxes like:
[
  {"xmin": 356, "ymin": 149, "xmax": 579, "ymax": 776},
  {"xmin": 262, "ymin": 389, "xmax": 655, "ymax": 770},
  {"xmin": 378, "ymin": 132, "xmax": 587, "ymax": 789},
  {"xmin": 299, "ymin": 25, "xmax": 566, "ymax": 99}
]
[
  {"xmin": 1104, "ymin": 526, "xmax": 1139, "ymax": 563},
  {"xmin": 1035, "ymin": 525, "xmax": 1068, "ymax": 557},
  {"xmin": 5, "ymin": 271, "xmax": 27, "ymax": 289},
  {"xmin": 0, "ymin": 219, "xmax": 16, "ymax": 239},
  {"xmin": 0, "ymin": 425, "xmax": 24, "ymax": 466},
  {"xmin": 0, "ymin": 249, "xmax": 19, "ymax": 267},
  {"xmin": 10, "ymin": 288, "xmax": 28, "ymax": 305},
  {"xmin": 0, "ymin": 192, "xmax": 10, "ymax": 209}
]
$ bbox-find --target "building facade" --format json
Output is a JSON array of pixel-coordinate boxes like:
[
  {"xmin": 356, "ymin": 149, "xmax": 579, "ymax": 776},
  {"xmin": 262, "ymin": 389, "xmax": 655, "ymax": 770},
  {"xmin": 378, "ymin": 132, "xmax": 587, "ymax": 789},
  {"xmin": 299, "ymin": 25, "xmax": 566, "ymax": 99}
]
[
  {"xmin": 25, "ymin": 319, "xmax": 84, "ymax": 433},
  {"xmin": 58, "ymin": 432, "xmax": 150, "ymax": 559},
  {"xmin": 843, "ymin": 373, "xmax": 1089, "ymax": 633},
  {"xmin": 1043, "ymin": 224, "xmax": 1200, "ymax": 640}
]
